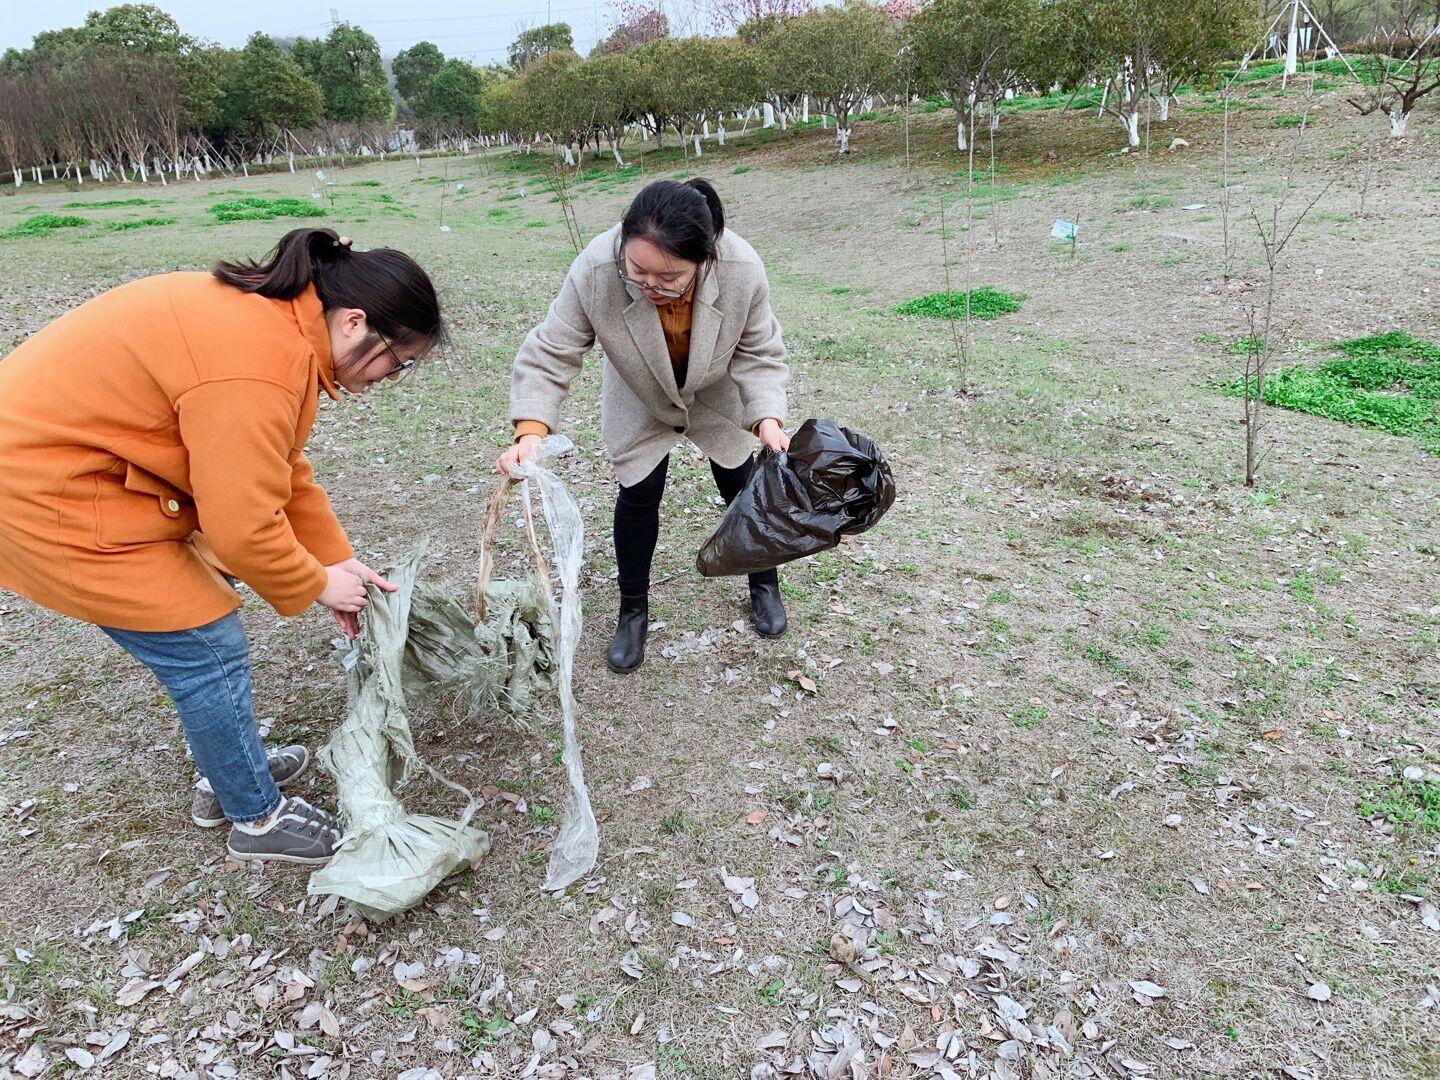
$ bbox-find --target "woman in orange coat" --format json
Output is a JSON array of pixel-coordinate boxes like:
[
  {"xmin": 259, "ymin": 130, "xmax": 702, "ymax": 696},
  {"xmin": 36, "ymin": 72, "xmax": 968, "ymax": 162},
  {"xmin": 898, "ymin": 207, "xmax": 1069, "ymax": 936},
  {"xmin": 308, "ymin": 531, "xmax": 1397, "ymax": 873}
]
[{"xmin": 0, "ymin": 227, "xmax": 443, "ymax": 865}]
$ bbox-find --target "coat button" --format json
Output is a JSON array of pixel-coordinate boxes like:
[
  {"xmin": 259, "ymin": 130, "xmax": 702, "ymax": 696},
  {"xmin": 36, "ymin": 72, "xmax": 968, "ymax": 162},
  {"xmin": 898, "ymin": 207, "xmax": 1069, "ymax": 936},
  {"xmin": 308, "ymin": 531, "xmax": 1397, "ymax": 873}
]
[
  {"xmin": 166, "ymin": 499, "xmax": 181, "ymax": 513},
  {"xmin": 673, "ymin": 425, "xmax": 685, "ymax": 434}
]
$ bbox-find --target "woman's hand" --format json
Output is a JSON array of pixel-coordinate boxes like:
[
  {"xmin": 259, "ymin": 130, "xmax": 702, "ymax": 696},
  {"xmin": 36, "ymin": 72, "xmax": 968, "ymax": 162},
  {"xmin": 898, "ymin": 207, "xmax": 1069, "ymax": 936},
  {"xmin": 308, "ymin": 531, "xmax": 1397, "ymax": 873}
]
[
  {"xmin": 497, "ymin": 433, "xmax": 543, "ymax": 476},
  {"xmin": 320, "ymin": 565, "xmax": 367, "ymax": 622},
  {"xmin": 320, "ymin": 561, "xmax": 393, "ymax": 640},
  {"xmin": 330, "ymin": 558, "xmax": 397, "ymax": 593},
  {"xmin": 756, "ymin": 418, "xmax": 790, "ymax": 453}
]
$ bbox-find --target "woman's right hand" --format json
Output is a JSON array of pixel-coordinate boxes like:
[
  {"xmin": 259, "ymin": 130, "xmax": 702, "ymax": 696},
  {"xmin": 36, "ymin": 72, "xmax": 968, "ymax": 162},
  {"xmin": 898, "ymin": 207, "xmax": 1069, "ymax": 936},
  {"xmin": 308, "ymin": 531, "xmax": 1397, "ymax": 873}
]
[
  {"xmin": 320, "ymin": 564, "xmax": 368, "ymax": 614},
  {"xmin": 496, "ymin": 434, "xmax": 543, "ymax": 476}
]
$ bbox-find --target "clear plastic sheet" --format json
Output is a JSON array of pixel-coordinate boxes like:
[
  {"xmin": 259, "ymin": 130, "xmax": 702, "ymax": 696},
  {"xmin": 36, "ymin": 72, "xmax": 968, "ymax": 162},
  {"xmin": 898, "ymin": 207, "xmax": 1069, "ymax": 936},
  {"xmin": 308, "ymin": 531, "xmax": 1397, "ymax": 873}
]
[{"xmin": 507, "ymin": 436, "xmax": 597, "ymax": 892}]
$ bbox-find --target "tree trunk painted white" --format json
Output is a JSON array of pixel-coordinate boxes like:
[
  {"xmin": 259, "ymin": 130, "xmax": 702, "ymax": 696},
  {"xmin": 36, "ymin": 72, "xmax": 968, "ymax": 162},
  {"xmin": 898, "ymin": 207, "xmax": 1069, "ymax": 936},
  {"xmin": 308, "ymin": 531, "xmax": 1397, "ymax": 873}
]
[
  {"xmin": 779, "ymin": 108, "xmax": 788, "ymax": 130},
  {"xmin": 956, "ymin": 120, "xmax": 967, "ymax": 151},
  {"xmin": 717, "ymin": 121, "xmax": 726, "ymax": 146},
  {"xmin": 762, "ymin": 102, "xmax": 775, "ymax": 128},
  {"xmin": 612, "ymin": 142, "xmax": 625, "ymax": 165},
  {"xmin": 1390, "ymin": 104, "xmax": 1409, "ymax": 137},
  {"xmin": 703, "ymin": 119, "xmax": 710, "ymax": 138},
  {"xmin": 821, "ymin": 112, "xmax": 828, "ymax": 129},
  {"xmin": 836, "ymin": 127, "xmax": 850, "ymax": 154},
  {"xmin": 1284, "ymin": 2, "xmax": 1299, "ymax": 76},
  {"xmin": 990, "ymin": 109, "xmax": 1000, "ymax": 134},
  {"xmin": 1157, "ymin": 95, "xmax": 1171, "ymax": 122},
  {"xmin": 11, "ymin": 169, "xmax": 20, "ymax": 187},
  {"xmin": 562, "ymin": 145, "xmax": 575, "ymax": 166},
  {"xmin": 802, "ymin": 95, "xmax": 809, "ymax": 122},
  {"xmin": 1125, "ymin": 111, "xmax": 1140, "ymax": 148},
  {"xmin": 1098, "ymin": 82, "xmax": 1109, "ymax": 117},
  {"xmin": 693, "ymin": 133, "xmax": 702, "ymax": 157}
]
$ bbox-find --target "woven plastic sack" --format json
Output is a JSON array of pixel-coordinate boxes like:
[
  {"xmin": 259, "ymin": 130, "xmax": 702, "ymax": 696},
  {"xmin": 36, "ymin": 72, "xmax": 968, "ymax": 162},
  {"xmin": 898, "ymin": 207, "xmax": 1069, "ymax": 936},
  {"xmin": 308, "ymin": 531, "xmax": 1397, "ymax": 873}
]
[
  {"xmin": 308, "ymin": 548, "xmax": 492, "ymax": 921},
  {"xmin": 696, "ymin": 418, "xmax": 896, "ymax": 577}
]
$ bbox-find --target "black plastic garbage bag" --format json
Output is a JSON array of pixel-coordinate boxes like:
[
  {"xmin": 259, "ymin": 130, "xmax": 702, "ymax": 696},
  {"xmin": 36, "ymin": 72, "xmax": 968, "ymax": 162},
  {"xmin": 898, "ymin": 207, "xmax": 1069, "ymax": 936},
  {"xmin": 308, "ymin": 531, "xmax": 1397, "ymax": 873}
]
[{"xmin": 697, "ymin": 419, "xmax": 896, "ymax": 577}]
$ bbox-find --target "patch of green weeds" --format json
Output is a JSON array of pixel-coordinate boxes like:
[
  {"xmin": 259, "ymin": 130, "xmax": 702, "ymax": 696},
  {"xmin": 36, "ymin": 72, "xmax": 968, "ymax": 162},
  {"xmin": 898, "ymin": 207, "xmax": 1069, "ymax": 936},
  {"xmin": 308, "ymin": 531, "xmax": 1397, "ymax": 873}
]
[
  {"xmin": 1222, "ymin": 331, "xmax": 1440, "ymax": 453},
  {"xmin": 1273, "ymin": 114, "xmax": 1308, "ymax": 128},
  {"xmin": 105, "ymin": 217, "xmax": 177, "ymax": 231},
  {"xmin": 208, "ymin": 197, "xmax": 325, "ymax": 223},
  {"xmin": 758, "ymin": 977, "xmax": 785, "ymax": 1005},
  {"xmin": 347, "ymin": 180, "xmax": 382, "ymax": 187},
  {"xmin": 61, "ymin": 198, "xmax": 158, "ymax": 209},
  {"xmin": 895, "ymin": 286, "xmax": 1024, "ymax": 321},
  {"xmin": 525, "ymin": 219, "xmax": 548, "ymax": 228},
  {"xmin": 3, "ymin": 214, "xmax": 89, "ymax": 238},
  {"xmin": 1011, "ymin": 704, "xmax": 1048, "ymax": 729},
  {"xmin": 1361, "ymin": 777, "xmax": 1440, "ymax": 836},
  {"xmin": 1127, "ymin": 194, "xmax": 1175, "ymax": 211}
]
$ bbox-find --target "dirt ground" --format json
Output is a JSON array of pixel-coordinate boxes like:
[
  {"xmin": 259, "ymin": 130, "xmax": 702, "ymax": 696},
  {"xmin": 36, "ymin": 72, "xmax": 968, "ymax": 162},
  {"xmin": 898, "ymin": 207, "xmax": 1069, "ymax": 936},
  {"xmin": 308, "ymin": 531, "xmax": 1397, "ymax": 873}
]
[{"xmin": 1, "ymin": 78, "xmax": 1438, "ymax": 1080}]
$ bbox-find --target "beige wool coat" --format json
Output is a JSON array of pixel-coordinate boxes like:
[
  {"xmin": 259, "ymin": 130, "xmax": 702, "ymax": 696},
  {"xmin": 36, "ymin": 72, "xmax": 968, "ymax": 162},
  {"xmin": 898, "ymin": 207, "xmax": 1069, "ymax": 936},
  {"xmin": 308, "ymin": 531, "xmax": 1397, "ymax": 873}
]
[{"xmin": 510, "ymin": 224, "xmax": 789, "ymax": 487}]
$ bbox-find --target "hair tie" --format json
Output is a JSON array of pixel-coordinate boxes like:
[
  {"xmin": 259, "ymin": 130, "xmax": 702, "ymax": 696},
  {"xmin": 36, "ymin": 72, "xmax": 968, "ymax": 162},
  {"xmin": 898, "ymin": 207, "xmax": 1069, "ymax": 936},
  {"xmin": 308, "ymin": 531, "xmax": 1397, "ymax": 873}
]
[{"xmin": 334, "ymin": 235, "xmax": 353, "ymax": 250}]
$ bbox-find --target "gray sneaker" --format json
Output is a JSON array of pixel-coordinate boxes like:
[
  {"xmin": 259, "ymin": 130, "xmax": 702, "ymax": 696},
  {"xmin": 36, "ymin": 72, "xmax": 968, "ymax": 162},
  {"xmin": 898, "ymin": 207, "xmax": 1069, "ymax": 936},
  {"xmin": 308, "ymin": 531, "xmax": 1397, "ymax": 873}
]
[
  {"xmin": 191, "ymin": 745, "xmax": 311, "ymax": 828},
  {"xmin": 226, "ymin": 796, "xmax": 343, "ymax": 865}
]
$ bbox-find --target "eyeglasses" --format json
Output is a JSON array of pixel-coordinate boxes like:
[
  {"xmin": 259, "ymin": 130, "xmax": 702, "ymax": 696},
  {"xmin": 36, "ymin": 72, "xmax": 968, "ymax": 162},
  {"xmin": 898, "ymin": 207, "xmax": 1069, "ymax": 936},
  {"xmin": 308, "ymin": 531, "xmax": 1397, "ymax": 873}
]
[
  {"xmin": 376, "ymin": 332, "xmax": 417, "ymax": 382},
  {"xmin": 617, "ymin": 246, "xmax": 696, "ymax": 300}
]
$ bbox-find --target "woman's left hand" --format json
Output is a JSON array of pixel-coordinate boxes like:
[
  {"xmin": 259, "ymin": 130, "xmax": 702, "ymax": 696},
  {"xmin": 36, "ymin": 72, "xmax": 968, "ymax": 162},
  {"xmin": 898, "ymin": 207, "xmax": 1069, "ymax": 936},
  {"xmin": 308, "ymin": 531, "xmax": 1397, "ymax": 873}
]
[
  {"xmin": 757, "ymin": 418, "xmax": 790, "ymax": 453},
  {"xmin": 331, "ymin": 558, "xmax": 398, "ymax": 594}
]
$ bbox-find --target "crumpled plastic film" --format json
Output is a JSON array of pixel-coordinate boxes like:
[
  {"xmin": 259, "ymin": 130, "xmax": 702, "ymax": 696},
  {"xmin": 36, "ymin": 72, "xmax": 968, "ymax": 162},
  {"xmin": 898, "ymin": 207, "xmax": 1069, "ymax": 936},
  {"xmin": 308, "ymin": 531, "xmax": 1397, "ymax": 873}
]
[
  {"xmin": 507, "ymin": 435, "xmax": 598, "ymax": 892},
  {"xmin": 308, "ymin": 548, "xmax": 491, "ymax": 921}
]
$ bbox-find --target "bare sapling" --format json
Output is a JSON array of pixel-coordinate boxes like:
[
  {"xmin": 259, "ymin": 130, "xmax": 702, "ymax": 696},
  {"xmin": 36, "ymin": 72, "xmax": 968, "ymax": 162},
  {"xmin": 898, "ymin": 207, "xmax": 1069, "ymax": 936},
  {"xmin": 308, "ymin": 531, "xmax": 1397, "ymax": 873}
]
[{"xmin": 1239, "ymin": 78, "xmax": 1333, "ymax": 488}]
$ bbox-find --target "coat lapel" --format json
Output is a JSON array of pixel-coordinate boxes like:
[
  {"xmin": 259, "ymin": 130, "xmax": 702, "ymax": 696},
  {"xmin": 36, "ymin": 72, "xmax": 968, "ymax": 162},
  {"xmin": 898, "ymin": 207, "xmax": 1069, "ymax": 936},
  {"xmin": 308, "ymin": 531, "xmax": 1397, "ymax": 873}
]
[
  {"xmin": 684, "ymin": 265, "xmax": 722, "ymax": 393},
  {"xmin": 622, "ymin": 282, "xmax": 684, "ymax": 410}
]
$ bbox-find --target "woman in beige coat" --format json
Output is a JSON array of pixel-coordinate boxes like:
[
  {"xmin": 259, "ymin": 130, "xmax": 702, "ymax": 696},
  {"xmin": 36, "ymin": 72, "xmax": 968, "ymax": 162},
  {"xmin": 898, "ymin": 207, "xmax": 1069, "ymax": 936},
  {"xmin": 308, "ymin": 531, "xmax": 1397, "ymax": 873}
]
[{"xmin": 498, "ymin": 179, "xmax": 791, "ymax": 673}]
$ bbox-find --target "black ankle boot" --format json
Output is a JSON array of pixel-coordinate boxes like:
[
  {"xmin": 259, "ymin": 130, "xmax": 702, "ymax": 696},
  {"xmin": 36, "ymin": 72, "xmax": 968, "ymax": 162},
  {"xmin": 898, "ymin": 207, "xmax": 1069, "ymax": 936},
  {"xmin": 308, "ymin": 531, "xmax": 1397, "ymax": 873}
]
[
  {"xmin": 749, "ymin": 577, "xmax": 787, "ymax": 639},
  {"xmin": 607, "ymin": 593, "xmax": 649, "ymax": 673}
]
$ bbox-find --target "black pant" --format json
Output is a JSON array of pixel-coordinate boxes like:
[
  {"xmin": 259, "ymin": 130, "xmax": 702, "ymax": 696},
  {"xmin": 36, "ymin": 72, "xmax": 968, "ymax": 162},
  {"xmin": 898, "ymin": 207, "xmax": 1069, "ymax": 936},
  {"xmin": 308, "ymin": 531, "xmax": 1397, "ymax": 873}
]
[{"xmin": 614, "ymin": 455, "xmax": 778, "ymax": 597}]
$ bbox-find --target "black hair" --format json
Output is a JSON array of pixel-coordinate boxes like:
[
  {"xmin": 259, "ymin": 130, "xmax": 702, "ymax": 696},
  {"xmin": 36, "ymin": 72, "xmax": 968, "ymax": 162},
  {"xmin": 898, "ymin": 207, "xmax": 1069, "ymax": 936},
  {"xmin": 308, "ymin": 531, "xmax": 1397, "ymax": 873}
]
[
  {"xmin": 620, "ymin": 178, "xmax": 725, "ymax": 264},
  {"xmin": 213, "ymin": 227, "xmax": 446, "ymax": 354}
]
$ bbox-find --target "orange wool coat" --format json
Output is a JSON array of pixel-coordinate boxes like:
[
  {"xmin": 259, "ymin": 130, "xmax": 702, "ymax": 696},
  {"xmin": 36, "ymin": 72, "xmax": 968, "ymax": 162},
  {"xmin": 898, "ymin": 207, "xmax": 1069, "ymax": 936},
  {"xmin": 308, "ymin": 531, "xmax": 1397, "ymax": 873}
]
[{"xmin": 0, "ymin": 272, "xmax": 353, "ymax": 632}]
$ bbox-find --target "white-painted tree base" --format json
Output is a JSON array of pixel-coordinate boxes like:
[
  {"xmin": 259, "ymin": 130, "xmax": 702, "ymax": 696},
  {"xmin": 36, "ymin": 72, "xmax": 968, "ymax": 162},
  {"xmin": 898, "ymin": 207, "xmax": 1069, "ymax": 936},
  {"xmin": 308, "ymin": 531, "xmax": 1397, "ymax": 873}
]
[{"xmin": 1390, "ymin": 106, "xmax": 1409, "ymax": 138}]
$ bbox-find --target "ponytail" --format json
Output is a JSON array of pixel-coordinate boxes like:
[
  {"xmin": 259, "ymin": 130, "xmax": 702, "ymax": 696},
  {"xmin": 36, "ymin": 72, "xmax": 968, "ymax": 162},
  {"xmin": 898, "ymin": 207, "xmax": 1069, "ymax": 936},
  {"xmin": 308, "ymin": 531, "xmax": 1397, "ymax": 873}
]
[
  {"xmin": 213, "ymin": 227, "xmax": 445, "ymax": 347},
  {"xmin": 684, "ymin": 178, "xmax": 725, "ymax": 240},
  {"xmin": 621, "ymin": 178, "xmax": 726, "ymax": 264}
]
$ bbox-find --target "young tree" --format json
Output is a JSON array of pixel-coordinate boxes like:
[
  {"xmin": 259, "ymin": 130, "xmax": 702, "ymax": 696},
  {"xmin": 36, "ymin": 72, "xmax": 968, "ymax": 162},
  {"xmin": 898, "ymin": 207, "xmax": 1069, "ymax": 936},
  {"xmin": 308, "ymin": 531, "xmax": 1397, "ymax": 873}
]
[
  {"xmin": 393, "ymin": 41, "xmax": 446, "ymax": 119},
  {"xmin": 1056, "ymin": 0, "xmax": 1249, "ymax": 149},
  {"xmin": 293, "ymin": 24, "xmax": 392, "ymax": 124},
  {"xmin": 1349, "ymin": 1, "xmax": 1440, "ymax": 137},
  {"xmin": 569, "ymin": 51, "xmax": 644, "ymax": 163},
  {"xmin": 1148, "ymin": 0, "xmax": 1256, "ymax": 122},
  {"xmin": 908, "ymin": 0, "xmax": 1039, "ymax": 151},
  {"xmin": 760, "ymin": 2, "xmax": 900, "ymax": 154},
  {"xmin": 509, "ymin": 23, "xmax": 575, "ymax": 70}
]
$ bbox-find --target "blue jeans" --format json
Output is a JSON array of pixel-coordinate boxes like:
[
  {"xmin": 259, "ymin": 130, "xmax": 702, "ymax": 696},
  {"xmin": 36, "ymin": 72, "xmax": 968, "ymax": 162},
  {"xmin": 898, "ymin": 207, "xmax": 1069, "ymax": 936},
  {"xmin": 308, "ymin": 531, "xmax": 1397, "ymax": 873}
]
[{"xmin": 102, "ymin": 613, "xmax": 281, "ymax": 824}]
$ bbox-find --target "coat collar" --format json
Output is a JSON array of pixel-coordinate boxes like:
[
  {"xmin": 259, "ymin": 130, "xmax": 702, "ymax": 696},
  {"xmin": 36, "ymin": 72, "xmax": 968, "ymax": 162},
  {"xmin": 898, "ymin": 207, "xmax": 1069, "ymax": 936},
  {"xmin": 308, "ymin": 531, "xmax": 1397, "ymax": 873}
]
[
  {"xmin": 291, "ymin": 285, "xmax": 339, "ymax": 401},
  {"xmin": 684, "ymin": 263, "xmax": 722, "ymax": 392}
]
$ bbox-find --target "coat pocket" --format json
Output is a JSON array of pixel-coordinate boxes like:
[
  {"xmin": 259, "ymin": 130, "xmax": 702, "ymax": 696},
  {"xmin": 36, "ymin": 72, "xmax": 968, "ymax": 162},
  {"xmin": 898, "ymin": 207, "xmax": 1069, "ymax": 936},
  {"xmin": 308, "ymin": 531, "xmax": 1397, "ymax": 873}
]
[{"xmin": 93, "ymin": 463, "xmax": 198, "ymax": 550}]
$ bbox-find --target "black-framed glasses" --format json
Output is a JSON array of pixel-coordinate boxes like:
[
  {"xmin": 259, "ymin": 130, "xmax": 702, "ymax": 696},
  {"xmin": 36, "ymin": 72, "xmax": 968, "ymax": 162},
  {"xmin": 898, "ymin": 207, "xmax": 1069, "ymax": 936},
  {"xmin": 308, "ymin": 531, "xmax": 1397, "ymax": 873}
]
[
  {"xmin": 376, "ymin": 332, "xmax": 417, "ymax": 382},
  {"xmin": 616, "ymin": 244, "xmax": 696, "ymax": 300}
]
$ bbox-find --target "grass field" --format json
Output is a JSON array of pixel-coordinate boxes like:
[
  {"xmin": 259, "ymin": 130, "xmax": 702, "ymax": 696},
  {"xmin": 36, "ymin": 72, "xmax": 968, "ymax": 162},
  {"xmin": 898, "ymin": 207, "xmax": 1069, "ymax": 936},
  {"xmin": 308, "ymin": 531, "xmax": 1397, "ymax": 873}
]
[{"xmin": 2, "ymin": 79, "xmax": 1439, "ymax": 1080}]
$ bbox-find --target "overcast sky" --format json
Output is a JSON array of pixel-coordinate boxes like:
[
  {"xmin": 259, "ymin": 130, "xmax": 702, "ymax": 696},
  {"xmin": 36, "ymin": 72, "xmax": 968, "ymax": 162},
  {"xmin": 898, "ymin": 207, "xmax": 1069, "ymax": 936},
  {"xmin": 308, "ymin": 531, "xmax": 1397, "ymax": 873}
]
[{"xmin": 1, "ymin": 2, "xmax": 709, "ymax": 62}]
